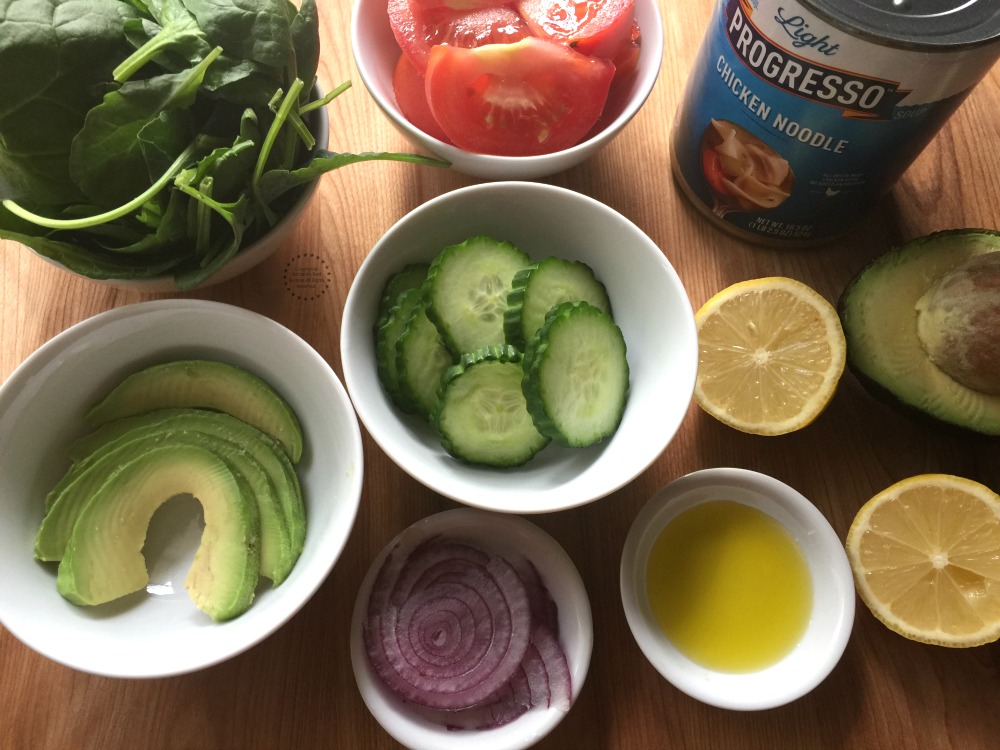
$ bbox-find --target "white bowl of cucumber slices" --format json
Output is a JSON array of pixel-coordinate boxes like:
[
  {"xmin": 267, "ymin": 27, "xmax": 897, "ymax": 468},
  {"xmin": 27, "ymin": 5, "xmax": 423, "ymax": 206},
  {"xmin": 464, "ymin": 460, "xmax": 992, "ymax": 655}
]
[
  {"xmin": 0, "ymin": 299, "xmax": 364, "ymax": 677},
  {"xmin": 341, "ymin": 182, "xmax": 698, "ymax": 513}
]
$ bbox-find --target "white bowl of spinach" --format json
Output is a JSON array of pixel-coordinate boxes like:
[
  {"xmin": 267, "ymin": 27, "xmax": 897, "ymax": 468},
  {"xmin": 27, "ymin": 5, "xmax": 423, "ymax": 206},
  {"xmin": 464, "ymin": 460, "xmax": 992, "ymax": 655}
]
[{"xmin": 0, "ymin": 0, "xmax": 444, "ymax": 291}]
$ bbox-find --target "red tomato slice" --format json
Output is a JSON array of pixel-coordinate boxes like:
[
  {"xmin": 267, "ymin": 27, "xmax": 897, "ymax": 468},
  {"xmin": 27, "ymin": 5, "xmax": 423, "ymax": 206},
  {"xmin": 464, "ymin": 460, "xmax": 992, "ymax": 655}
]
[
  {"xmin": 612, "ymin": 18, "xmax": 641, "ymax": 81},
  {"xmin": 393, "ymin": 53, "xmax": 453, "ymax": 143},
  {"xmin": 389, "ymin": 0, "xmax": 531, "ymax": 72},
  {"xmin": 583, "ymin": 20, "xmax": 641, "ymax": 138},
  {"xmin": 516, "ymin": 0, "xmax": 635, "ymax": 59},
  {"xmin": 425, "ymin": 37, "xmax": 615, "ymax": 156},
  {"xmin": 409, "ymin": 0, "xmax": 505, "ymax": 10}
]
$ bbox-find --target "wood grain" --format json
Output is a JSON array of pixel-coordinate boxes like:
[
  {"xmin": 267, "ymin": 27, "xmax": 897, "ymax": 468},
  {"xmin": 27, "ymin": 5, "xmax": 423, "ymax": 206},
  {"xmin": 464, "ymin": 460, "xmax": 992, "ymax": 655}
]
[{"xmin": 2, "ymin": 2, "xmax": 999, "ymax": 749}]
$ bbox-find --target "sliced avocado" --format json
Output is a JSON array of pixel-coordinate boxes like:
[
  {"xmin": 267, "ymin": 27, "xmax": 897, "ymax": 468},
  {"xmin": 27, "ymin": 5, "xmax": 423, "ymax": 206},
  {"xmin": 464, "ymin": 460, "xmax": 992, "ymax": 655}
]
[
  {"xmin": 61, "ymin": 407, "xmax": 305, "ymax": 582},
  {"xmin": 839, "ymin": 229, "xmax": 1000, "ymax": 436},
  {"xmin": 38, "ymin": 418, "xmax": 302, "ymax": 585},
  {"xmin": 56, "ymin": 444, "xmax": 260, "ymax": 622},
  {"xmin": 85, "ymin": 360, "xmax": 304, "ymax": 462}
]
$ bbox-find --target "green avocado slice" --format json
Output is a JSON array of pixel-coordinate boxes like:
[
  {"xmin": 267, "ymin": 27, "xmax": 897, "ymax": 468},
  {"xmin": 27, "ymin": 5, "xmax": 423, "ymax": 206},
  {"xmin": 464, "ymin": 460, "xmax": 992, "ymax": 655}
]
[
  {"xmin": 56, "ymin": 408, "xmax": 305, "ymax": 583},
  {"xmin": 85, "ymin": 360, "xmax": 304, "ymax": 463},
  {"xmin": 38, "ymin": 418, "xmax": 302, "ymax": 585},
  {"xmin": 839, "ymin": 229, "xmax": 1000, "ymax": 436},
  {"xmin": 56, "ymin": 444, "xmax": 260, "ymax": 622}
]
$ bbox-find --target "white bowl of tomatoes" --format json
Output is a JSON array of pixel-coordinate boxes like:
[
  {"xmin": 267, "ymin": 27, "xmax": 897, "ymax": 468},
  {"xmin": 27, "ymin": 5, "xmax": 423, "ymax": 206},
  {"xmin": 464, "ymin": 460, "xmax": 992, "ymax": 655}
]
[{"xmin": 351, "ymin": 0, "xmax": 663, "ymax": 179}]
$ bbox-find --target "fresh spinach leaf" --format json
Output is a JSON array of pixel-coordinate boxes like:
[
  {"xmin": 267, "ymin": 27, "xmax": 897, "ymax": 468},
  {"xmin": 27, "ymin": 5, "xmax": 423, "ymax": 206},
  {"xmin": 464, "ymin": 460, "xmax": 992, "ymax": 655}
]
[
  {"xmin": 258, "ymin": 151, "xmax": 449, "ymax": 205},
  {"xmin": 1, "ymin": 0, "xmax": 450, "ymax": 289},
  {"xmin": 68, "ymin": 47, "xmax": 221, "ymax": 207},
  {"xmin": 121, "ymin": 6, "xmax": 281, "ymax": 107},
  {"xmin": 115, "ymin": 0, "xmax": 209, "ymax": 82},
  {"xmin": 0, "ymin": 211, "xmax": 184, "ymax": 279},
  {"xmin": 138, "ymin": 109, "xmax": 197, "ymax": 178},
  {"xmin": 289, "ymin": 0, "xmax": 319, "ymax": 92},
  {"xmin": 181, "ymin": 0, "xmax": 295, "ymax": 70},
  {"xmin": 0, "ymin": 0, "xmax": 141, "ymax": 204},
  {"xmin": 201, "ymin": 56, "xmax": 284, "ymax": 106}
]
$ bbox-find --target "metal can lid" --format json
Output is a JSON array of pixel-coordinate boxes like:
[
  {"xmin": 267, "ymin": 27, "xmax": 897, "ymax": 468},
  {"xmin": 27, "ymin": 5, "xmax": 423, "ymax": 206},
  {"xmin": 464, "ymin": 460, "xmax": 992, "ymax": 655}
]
[{"xmin": 805, "ymin": 0, "xmax": 1000, "ymax": 49}]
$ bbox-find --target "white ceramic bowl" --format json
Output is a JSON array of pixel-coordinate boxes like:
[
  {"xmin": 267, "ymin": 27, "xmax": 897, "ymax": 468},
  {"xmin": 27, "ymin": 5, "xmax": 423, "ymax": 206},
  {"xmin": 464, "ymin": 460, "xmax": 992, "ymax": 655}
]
[
  {"xmin": 0, "ymin": 299, "xmax": 364, "ymax": 678},
  {"xmin": 350, "ymin": 0, "xmax": 663, "ymax": 179},
  {"xmin": 24, "ymin": 97, "xmax": 329, "ymax": 293},
  {"xmin": 351, "ymin": 508, "xmax": 592, "ymax": 750},
  {"xmin": 620, "ymin": 468, "xmax": 855, "ymax": 711},
  {"xmin": 340, "ymin": 181, "xmax": 698, "ymax": 513}
]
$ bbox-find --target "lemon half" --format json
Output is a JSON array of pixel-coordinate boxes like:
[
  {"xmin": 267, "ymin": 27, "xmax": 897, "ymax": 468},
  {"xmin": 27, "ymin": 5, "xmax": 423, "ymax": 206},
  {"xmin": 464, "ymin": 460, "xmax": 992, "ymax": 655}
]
[
  {"xmin": 846, "ymin": 473, "xmax": 1000, "ymax": 647},
  {"xmin": 694, "ymin": 277, "xmax": 846, "ymax": 435}
]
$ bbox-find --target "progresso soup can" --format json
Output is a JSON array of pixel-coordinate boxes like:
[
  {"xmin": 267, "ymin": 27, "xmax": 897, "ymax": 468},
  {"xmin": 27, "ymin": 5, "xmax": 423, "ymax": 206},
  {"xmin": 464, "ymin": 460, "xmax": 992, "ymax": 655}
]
[{"xmin": 671, "ymin": 0, "xmax": 1000, "ymax": 246}]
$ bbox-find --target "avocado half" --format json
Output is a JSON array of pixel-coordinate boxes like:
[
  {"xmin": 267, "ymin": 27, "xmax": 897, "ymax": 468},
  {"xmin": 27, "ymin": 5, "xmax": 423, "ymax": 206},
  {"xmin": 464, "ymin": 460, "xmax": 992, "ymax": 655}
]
[{"xmin": 839, "ymin": 229, "xmax": 1000, "ymax": 436}]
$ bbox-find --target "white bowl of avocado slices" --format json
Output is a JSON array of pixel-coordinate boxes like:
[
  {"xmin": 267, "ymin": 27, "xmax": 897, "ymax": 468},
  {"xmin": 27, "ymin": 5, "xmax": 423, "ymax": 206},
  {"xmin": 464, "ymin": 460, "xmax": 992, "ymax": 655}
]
[
  {"xmin": 340, "ymin": 181, "xmax": 699, "ymax": 514},
  {"xmin": 0, "ymin": 299, "xmax": 364, "ymax": 677}
]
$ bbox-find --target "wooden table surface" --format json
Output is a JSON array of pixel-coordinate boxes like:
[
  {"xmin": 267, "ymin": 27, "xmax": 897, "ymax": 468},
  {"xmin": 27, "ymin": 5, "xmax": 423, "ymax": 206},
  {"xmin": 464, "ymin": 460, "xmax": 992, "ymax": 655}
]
[{"xmin": 2, "ymin": 2, "xmax": 999, "ymax": 748}]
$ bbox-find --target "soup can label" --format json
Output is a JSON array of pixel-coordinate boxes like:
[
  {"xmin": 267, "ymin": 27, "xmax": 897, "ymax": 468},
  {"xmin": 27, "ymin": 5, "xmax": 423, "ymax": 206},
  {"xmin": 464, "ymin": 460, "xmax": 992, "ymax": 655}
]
[{"xmin": 671, "ymin": 0, "xmax": 1000, "ymax": 245}]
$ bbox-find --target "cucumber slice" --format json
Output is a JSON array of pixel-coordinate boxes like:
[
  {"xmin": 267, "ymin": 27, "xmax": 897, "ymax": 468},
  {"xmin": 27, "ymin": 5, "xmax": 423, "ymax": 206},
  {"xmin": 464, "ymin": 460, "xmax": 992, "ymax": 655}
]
[
  {"xmin": 504, "ymin": 257, "xmax": 612, "ymax": 350},
  {"xmin": 377, "ymin": 263, "xmax": 429, "ymax": 325},
  {"xmin": 432, "ymin": 345, "xmax": 550, "ymax": 467},
  {"xmin": 396, "ymin": 299, "xmax": 456, "ymax": 419},
  {"xmin": 376, "ymin": 287, "xmax": 425, "ymax": 413},
  {"xmin": 424, "ymin": 236, "xmax": 531, "ymax": 355},
  {"xmin": 523, "ymin": 301, "xmax": 629, "ymax": 447}
]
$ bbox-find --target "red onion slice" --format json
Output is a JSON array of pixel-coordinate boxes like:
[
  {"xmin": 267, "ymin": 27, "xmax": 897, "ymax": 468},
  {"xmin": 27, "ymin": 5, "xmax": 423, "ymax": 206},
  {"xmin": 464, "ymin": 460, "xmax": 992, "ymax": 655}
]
[
  {"xmin": 409, "ymin": 665, "xmax": 534, "ymax": 731},
  {"xmin": 511, "ymin": 556, "xmax": 559, "ymax": 634},
  {"xmin": 364, "ymin": 539, "xmax": 532, "ymax": 710},
  {"xmin": 363, "ymin": 535, "xmax": 574, "ymax": 730},
  {"xmin": 530, "ymin": 622, "xmax": 572, "ymax": 711}
]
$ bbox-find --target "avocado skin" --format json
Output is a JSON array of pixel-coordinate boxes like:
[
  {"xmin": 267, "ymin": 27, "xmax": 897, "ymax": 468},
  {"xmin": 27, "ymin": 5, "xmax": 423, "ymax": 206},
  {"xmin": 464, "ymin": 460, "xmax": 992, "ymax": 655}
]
[
  {"xmin": 843, "ymin": 364, "xmax": 999, "ymax": 442},
  {"xmin": 838, "ymin": 229, "xmax": 1000, "ymax": 437}
]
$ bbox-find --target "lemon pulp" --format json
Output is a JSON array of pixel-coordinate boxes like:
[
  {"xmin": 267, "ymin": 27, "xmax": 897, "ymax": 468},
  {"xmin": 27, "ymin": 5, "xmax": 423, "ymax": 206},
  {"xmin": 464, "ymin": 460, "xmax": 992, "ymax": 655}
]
[{"xmin": 646, "ymin": 500, "xmax": 813, "ymax": 672}]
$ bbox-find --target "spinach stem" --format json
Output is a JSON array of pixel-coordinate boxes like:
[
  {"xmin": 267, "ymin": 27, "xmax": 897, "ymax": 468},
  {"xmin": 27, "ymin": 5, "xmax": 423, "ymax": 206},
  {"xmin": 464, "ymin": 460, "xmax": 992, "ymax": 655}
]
[
  {"xmin": 114, "ymin": 32, "xmax": 181, "ymax": 83},
  {"xmin": 298, "ymin": 80, "xmax": 351, "ymax": 115},
  {"xmin": 254, "ymin": 78, "xmax": 305, "ymax": 186},
  {"xmin": 194, "ymin": 177, "xmax": 213, "ymax": 255},
  {"xmin": 252, "ymin": 78, "xmax": 305, "ymax": 225},
  {"xmin": 2, "ymin": 144, "xmax": 199, "ymax": 231}
]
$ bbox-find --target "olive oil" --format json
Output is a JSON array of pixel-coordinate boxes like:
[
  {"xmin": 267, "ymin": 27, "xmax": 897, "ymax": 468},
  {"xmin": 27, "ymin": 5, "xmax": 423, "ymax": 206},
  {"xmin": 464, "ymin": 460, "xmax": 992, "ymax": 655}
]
[{"xmin": 646, "ymin": 500, "xmax": 813, "ymax": 672}]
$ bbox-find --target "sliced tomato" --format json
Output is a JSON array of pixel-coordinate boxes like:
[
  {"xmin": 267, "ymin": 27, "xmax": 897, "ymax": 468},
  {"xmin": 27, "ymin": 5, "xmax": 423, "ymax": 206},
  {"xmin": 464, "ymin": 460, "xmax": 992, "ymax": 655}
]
[
  {"xmin": 409, "ymin": 0, "xmax": 507, "ymax": 10},
  {"xmin": 611, "ymin": 18, "xmax": 641, "ymax": 81},
  {"xmin": 393, "ymin": 53, "xmax": 453, "ymax": 143},
  {"xmin": 425, "ymin": 37, "xmax": 615, "ymax": 156},
  {"xmin": 582, "ymin": 20, "xmax": 641, "ymax": 138},
  {"xmin": 517, "ymin": 0, "xmax": 635, "ymax": 59},
  {"xmin": 389, "ymin": 0, "xmax": 531, "ymax": 72}
]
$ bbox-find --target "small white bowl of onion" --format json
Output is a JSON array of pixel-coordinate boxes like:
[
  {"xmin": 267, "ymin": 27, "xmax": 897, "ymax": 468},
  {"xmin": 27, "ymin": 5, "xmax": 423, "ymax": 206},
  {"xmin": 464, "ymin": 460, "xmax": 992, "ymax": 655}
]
[{"xmin": 350, "ymin": 508, "xmax": 592, "ymax": 749}]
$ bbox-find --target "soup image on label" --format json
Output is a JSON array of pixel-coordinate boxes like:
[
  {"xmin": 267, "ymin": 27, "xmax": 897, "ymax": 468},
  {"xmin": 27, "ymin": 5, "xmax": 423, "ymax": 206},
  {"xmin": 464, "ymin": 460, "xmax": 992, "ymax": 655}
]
[
  {"xmin": 645, "ymin": 499, "xmax": 813, "ymax": 673},
  {"xmin": 700, "ymin": 119, "xmax": 794, "ymax": 216}
]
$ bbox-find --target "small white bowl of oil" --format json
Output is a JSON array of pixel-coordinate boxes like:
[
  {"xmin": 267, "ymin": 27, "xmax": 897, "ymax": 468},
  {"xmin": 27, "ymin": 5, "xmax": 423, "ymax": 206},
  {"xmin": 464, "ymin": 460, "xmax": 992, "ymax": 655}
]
[{"xmin": 620, "ymin": 468, "xmax": 855, "ymax": 710}]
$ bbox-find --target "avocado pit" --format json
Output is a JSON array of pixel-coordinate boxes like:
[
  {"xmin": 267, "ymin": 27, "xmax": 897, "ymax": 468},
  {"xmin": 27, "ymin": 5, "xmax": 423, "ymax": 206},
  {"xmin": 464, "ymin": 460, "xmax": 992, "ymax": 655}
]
[{"xmin": 916, "ymin": 253, "xmax": 1000, "ymax": 395}]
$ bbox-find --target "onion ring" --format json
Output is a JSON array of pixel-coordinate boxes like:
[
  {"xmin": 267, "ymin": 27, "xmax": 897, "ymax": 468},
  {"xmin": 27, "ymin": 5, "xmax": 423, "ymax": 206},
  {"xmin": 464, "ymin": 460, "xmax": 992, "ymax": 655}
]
[{"xmin": 363, "ymin": 536, "xmax": 573, "ymax": 729}]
